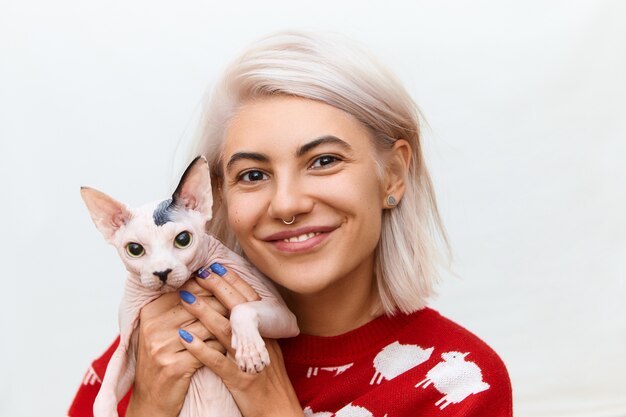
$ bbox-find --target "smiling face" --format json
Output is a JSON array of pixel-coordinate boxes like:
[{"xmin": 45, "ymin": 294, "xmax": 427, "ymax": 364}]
[{"xmin": 221, "ymin": 96, "xmax": 394, "ymax": 302}]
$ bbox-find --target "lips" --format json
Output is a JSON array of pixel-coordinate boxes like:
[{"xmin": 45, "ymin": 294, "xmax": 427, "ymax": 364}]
[
  {"xmin": 282, "ymin": 231, "xmax": 321, "ymax": 243},
  {"xmin": 262, "ymin": 225, "xmax": 337, "ymax": 253}
]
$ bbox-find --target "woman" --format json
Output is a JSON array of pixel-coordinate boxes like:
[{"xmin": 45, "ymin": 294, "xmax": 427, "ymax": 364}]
[{"xmin": 70, "ymin": 31, "xmax": 512, "ymax": 416}]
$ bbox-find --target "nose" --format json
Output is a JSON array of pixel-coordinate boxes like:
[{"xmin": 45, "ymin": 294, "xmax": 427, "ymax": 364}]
[
  {"xmin": 268, "ymin": 173, "xmax": 313, "ymax": 223},
  {"xmin": 153, "ymin": 268, "xmax": 173, "ymax": 284}
]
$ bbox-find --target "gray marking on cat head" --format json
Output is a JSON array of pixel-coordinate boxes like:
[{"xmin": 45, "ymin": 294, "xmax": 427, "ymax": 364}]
[{"xmin": 153, "ymin": 198, "xmax": 175, "ymax": 226}]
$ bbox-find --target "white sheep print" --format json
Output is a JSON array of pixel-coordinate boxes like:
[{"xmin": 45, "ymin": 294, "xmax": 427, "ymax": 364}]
[{"xmin": 304, "ymin": 341, "xmax": 490, "ymax": 416}]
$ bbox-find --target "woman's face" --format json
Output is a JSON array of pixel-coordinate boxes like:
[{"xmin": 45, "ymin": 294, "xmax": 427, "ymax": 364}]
[{"xmin": 221, "ymin": 96, "xmax": 388, "ymax": 297}]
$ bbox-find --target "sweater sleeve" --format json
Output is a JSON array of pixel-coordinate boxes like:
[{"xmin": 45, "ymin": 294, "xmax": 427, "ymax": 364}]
[{"xmin": 67, "ymin": 337, "xmax": 132, "ymax": 417}]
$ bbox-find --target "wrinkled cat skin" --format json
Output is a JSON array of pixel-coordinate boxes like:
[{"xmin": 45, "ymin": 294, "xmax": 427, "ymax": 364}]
[{"xmin": 81, "ymin": 156, "xmax": 299, "ymax": 417}]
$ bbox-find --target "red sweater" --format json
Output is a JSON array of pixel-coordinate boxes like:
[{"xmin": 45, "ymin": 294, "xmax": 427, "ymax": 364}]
[{"xmin": 69, "ymin": 308, "xmax": 512, "ymax": 416}]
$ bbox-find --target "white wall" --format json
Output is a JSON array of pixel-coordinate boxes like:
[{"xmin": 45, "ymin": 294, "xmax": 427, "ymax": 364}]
[{"xmin": 1, "ymin": 1, "xmax": 624, "ymax": 416}]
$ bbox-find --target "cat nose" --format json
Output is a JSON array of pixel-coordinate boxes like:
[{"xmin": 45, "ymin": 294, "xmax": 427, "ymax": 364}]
[{"xmin": 153, "ymin": 268, "xmax": 173, "ymax": 284}]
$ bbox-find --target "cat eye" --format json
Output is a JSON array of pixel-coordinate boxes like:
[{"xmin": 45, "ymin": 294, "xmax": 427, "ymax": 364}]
[
  {"xmin": 126, "ymin": 242, "xmax": 145, "ymax": 258},
  {"xmin": 174, "ymin": 231, "xmax": 193, "ymax": 249}
]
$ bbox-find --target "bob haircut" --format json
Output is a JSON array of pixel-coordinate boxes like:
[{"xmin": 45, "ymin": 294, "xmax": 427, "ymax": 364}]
[{"xmin": 190, "ymin": 30, "xmax": 449, "ymax": 314}]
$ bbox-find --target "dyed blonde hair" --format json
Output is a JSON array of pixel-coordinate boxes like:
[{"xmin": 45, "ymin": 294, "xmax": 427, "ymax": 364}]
[{"xmin": 190, "ymin": 31, "xmax": 449, "ymax": 314}]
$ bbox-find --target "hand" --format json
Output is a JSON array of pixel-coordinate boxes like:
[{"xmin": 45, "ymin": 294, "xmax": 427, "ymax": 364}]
[
  {"xmin": 125, "ymin": 280, "xmax": 227, "ymax": 417},
  {"xmin": 178, "ymin": 263, "xmax": 304, "ymax": 417}
]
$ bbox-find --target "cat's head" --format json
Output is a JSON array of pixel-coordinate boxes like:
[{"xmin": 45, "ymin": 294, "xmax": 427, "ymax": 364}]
[{"xmin": 81, "ymin": 156, "xmax": 214, "ymax": 292}]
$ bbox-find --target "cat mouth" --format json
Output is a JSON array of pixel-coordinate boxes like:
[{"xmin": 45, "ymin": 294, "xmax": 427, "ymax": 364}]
[
  {"xmin": 160, "ymin": 283, "xmax": 179, "ymax": 292},
  {"xmin": 141, "ymin": 270, "xmax": 188, "ymax": 292},
  {"xmin": 160, "ymin": 276, "xmax": 188, "ymax": 292}
]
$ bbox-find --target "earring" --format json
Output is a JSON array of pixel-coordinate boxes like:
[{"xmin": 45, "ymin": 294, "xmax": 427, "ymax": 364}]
[{"xmin": 386, "ymin": 195, "xmax": 398, "ymax": 207}]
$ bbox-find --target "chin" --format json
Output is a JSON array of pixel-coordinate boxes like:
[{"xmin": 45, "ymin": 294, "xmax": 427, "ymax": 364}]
[{"xmin": 275, "ymin": 276, "xmax": 337, "ymax": 296}]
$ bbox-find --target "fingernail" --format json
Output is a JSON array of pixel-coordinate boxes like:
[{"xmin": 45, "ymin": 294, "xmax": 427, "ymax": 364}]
[
  {"xmin": 197, "ymin": 268, "xmax": 210, "ymax": 279},
  {"xmin": 209, "ymin": 262, "xmax": 227, "ymax": 277},
  {"xmin": 179, "ymin": 329, "xmax": 193, "ymax": 343},
  {"xmin": 179, "ymin": 290, "xmax": 196, "ymax": 304}
]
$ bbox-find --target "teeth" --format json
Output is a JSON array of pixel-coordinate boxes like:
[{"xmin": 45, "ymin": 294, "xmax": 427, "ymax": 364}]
[{"xmin": 283, "ymin": 232, "xmax": 320, "ymax": 243}]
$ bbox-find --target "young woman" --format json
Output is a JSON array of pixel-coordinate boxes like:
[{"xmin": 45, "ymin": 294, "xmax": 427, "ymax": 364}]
[{"xmin": 70, "ymin": 31, "xmax": 512, "ymax": 417}]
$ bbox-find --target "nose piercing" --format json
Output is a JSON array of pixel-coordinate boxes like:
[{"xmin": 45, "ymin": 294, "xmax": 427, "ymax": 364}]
[{"xmin": 282, "ymin": 216, "xmax": 296, "ymax": 225}]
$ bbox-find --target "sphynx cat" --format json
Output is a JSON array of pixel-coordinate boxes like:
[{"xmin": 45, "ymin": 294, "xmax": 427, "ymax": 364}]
[{"xmin": 81, "ymin": 156, "xmax": 299, "ymax": 417}]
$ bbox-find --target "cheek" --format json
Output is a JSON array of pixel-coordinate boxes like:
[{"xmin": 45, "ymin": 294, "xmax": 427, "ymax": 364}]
[
  {"xmin": 120, "ymin": 258, "xmax": 142, "ymax": 275},
  {"xmin": 325, "ymin": 172, "xmax": 384, "ymax": 216},
  {"xmin": 116, "ymin": 247, "xmax": 139, "ymax": 270},
  {"xmin": 226, "ymin": 193, "xmax": 264, "ymax": 237}
]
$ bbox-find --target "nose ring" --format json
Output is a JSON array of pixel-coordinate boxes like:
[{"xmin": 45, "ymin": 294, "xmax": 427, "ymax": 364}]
[{"xmin": 282, "ymin": 216, "xmax": 296, "ymax": 225}]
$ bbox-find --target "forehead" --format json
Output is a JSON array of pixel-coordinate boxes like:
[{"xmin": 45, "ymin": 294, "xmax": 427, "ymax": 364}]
[{"xmin": 223, "ymin": 96, "xmax": 373, "ymax": 157}]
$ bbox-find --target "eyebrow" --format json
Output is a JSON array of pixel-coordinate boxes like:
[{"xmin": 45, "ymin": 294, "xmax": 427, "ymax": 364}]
[
  {"xmin": 226, "ymin": 152, "xmax": 269, "ymax": 173},
  {"xmin": 296, "ymin": 135, "xmax": 353, "ymax": 157},
  {"xmin": 225, "ymin": 135, "xmax": 353, "ymax": 173}
]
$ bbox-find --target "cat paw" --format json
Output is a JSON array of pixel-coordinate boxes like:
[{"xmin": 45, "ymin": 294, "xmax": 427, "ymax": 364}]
[
  {"xmin": 230, "ymin": 304, "xmax": 270, "ymax": 373},
  {"xmin": 232, "ymin": 331, "xmax": 270, "ymax": 373}
]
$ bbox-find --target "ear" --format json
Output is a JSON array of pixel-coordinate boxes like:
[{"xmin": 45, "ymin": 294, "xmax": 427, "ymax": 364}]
[
  {"xmin": 80, "ymin": 186, "xmax": 132, "ymax": 241},
  {"xmin": 172, "ymin": 156, "xmax": 213, "ymax": 221},
  {"xmin": 382, "ymin": 139, "xmax": 412, "ymax": 208}
]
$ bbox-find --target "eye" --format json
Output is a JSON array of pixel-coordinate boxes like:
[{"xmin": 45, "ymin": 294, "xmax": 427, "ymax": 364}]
[
  {"xmin": 126, "ymin": 242, "xmax": 145, "ymax": 258},
  {"xmin": 174, "ymin": 231, "xmax": 193, "ymax": 248},
  {"xmin": 310, "ymin": 155, "xmax": 340, "ymax": 169},
  {"xmin": 239, "ymin": 170, "xmax": 269, "ymax": 183}
]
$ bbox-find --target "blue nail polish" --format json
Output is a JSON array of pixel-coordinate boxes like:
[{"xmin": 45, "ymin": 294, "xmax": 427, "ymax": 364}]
[
  {"xmin": 179, "ymin": 290, "xmax": 196, "ymax": 304},
  {"xmin": 197, "ymin": 268, "xmax": 210, "ymax": 279},
  {"xmin": 209, "ymin": 262, "xmax": 227, "ymax": 277},
  {"xmin": 179, "ymin": 329, "xmax": 193, "ymax": 343}
]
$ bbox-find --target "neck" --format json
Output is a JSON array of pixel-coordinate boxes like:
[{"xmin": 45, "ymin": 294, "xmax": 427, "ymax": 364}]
[{"xmin": 278, "ymin": 264, "xmax": 382, "ymax": 337}]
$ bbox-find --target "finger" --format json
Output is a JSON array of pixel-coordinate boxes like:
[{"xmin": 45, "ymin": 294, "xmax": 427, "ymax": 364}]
[
  {"xmin": 181, "ymin": 320, "xmax": 215, "ymax": 343},
  {"xmin": 178, "ymin": 289, "xmax": 234, "ymax": 352},
  {"xmin": 193, "ymin": 295, "xmax": 229, "ymax": 316},
  {"xmin": 179, "ymin": 279, "xmax": 213, "ymax": 298},
  {"xmin": 145, "ymin": 303, "xmax": 196, "ymax": 328},
  {"xmin": 143, "ymin": 292, "xmax": 227, "ymax": 332},
  {"xmin": 204, "ymin": 339, "xmax": 227, "ymax": 356},
  {"xmin": 140, "ymin": 279, "xmax": 212, "ymax": 323},
  {"xmin": 180, "ymin": 295, "xmax": 234, "ymax": 341},
  {"xmin": 174, "ymin": 339, "xmax": 225, "ymax": 369},
  {"xmin": 196, "ymin": 263, "xmax": 255, "ymax": 309},
  {"xmin": 178, "ymin": 328, "xmax": 240, "ymax": 380},
  {"xmin": 179, "ymin": 280, "xmax": 230, "ymax": 316},
  {"xmin": 209, "ymin": 263, "xmax": 260, "ymax": 302}
]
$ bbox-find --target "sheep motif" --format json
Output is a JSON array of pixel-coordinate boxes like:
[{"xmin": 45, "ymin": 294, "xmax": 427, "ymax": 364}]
[
  {"xmin": 303, "ymin": 406, "xmax": 333, "ymax": 417},
  {"xmin": 335, "ymin": 404, "xmax": 375, "ymax": 417},
  {"xmin": 370, "ymin": 341, "xmax": 434, "ymax": 385},
  {"xmin": 415, "ymin": 351, "xmax": 490, "ymax": 410},
  {"xmin": 303, "ymin": 404, "xmax": 381, "ymax": 417},
  {"xmin": 307, "ymin": 363, "xmax": 354, "ymax": 378}
]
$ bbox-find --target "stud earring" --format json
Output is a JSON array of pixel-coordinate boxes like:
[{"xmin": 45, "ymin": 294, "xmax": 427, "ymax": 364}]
[{"xmin": 386, "ymin": 195, "xmax": 398, "ymax": 207}]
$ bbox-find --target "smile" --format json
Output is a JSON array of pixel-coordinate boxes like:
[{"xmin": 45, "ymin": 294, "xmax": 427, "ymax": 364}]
[
  {"xmin": 262, "ymin": 226, "xmax": 337, "ymax": 254},
  {"xmin": 283, "ymin": 232, "xmax": 321, "ymax": 243}
]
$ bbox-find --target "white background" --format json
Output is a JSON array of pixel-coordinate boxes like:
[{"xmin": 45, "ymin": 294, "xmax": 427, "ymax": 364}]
[{"xmin": 1, "ymin": 1, "xmax": 625, "ymax": 416}]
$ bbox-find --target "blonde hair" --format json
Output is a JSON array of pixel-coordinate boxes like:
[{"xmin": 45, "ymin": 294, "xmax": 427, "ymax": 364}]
[{"xmin": 191, "ymin": 30, "xmax": 449, "ymax": 314}]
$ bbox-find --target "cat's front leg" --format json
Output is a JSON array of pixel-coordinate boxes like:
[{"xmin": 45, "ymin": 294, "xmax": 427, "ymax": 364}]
[
  {"xmin": 229, "ymin": 300, "xmax": 298, "ymax": 373},
  {"xmin": 230, "ymin": 302, "xmax": 270, "ymax": 373},
  {"xmin": 93, "ymin": 345, "xmax": 128, "ymax": 417}
]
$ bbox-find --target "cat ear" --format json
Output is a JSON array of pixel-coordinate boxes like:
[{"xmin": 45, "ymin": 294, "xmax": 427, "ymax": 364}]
[
  {"xmin": 172, "ymin": 156, "xmax": 213, "ymax": 221},
  {"xmin": 80, "ymin": 186, "xmax": 132, "ymax": 242}
]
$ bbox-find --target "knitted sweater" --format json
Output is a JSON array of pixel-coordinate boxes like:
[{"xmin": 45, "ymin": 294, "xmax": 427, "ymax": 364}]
[
  {"xmin": 68, "ymin": 308, "xmax": 512, "ymax": 416},
  {"xmin": 279, "ymin": 307, "xmax": 512, "ymax": 416}
]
